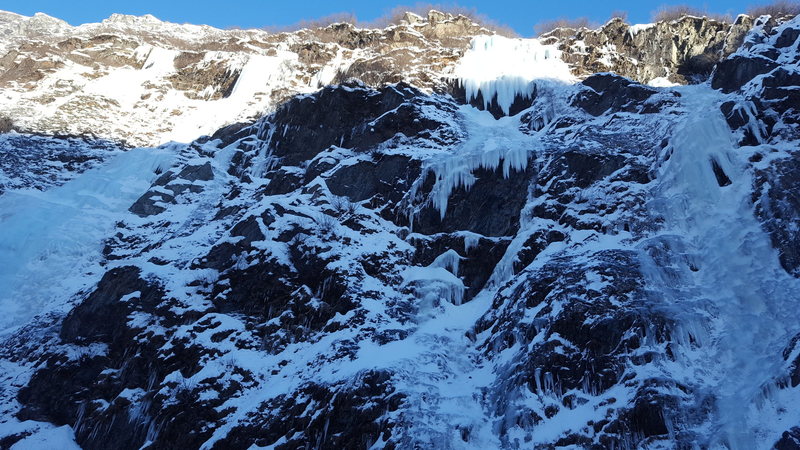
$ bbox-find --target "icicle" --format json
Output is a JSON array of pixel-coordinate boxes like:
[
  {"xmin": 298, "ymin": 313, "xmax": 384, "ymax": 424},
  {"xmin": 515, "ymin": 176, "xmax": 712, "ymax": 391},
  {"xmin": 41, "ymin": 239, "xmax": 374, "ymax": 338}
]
[
  {"xmin": 425, "ymin": 146, "xmax": 530, "ymax": 220},
  {"xmin": 430, "ymin": 249, "xmax": 463, "ymax": 277},
  {"xmin": 401, "ymin": 266, "xmax": 465, "ymax": 306},
  {"xmin": 463, "ymin": 232, "xmax": 481, "ymax": 252},
  {"xmin": 453, "ymin": 35, "xmax": 577, "ymax": 115}
]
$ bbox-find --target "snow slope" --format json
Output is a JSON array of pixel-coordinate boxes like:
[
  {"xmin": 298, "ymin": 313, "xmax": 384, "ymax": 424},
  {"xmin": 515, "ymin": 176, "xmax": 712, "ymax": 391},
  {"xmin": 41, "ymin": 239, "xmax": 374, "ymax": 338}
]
[{"xmin": 0, "ymin": 144, "xmax": 176, "ymax": 334}]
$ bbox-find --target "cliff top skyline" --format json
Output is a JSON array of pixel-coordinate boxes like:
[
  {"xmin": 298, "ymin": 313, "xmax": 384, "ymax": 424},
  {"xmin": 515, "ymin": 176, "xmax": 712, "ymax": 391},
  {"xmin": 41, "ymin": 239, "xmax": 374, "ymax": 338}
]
[{"xmin": 4, "ymin": 0, "xmax": 784, "ymax": 36}]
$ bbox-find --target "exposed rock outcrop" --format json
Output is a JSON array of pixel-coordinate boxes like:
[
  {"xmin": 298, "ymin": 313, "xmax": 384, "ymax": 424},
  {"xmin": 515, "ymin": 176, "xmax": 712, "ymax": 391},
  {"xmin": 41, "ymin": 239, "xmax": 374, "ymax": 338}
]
[{"xmin": 540, "ymin": 15, "xmax": 755, "ymax": 85}]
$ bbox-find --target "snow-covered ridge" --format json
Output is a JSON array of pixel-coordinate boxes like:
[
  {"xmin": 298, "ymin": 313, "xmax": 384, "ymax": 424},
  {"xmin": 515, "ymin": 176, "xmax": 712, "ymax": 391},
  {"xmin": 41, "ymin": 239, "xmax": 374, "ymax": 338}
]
[
  {"xmin": 0, "ymin": 10, "xmax": 238, "ymax": 48},
  {"xmin": 0, "ymin": 9, "xmax": 493, "ymax": 146},
  {"xmin": 627, "ymin": 22, "xmax": 655, "ymax": 35}
]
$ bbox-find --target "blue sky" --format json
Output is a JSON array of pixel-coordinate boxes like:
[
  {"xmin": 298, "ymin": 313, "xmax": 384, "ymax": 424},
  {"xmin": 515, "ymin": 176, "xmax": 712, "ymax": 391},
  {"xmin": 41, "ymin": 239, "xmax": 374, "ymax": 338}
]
[{"xmin": 6, "ymin": 1, "xmax": 764, "ymax": 36}]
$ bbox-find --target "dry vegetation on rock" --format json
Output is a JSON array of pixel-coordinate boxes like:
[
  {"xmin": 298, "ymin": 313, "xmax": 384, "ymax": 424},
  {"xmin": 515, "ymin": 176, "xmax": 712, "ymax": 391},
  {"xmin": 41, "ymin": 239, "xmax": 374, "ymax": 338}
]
[
  {"xmin": 263, "ymin": 3, "xmax": 517, "ymax": 37},
  {"xmin": 747, "ymin": 0, "xmax": 800, "ymax": 18},
  {"xmin": 258, "ymin": 2, "xmax": 799, "ymax": 40},
  {"xmin": 262, "ymin": 12, "xmax": 359, "ymax": 33},
  {"xmin": 651, "ymin": 4, "xmax": 732, "ymax": 22},
  {"xmin": 534, "ymin": 17, "xmax": 593, "ymax": 36}
]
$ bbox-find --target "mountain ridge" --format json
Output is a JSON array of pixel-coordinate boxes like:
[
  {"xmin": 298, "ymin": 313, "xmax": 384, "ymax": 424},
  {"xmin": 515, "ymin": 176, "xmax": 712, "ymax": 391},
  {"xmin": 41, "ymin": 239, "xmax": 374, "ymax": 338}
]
[{"xmin": 0, "ymin": 9, "xmax": 773, "ymax": 146}]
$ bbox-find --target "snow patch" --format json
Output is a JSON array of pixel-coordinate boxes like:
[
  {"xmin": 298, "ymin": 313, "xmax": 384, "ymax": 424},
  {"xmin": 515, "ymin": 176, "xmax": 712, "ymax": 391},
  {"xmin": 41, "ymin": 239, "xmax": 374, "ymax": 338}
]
[
  {"xmin": 7, "ymin": 424, "xmax": 81, "ymax": 450},
  {"xmin": 628, "ymin": 23, "xmax": 656, "ymax": 35},
  {"xmin": 648, "ymin": 76, "xmax": 679, "ymax": 87}
]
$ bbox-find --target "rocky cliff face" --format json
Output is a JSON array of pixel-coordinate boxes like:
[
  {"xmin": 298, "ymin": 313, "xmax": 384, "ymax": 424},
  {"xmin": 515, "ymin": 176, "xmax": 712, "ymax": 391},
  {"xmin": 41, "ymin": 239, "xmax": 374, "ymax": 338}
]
[
  {"xmin": 540, "ymin": 14, "xmax": 755, "ymax": 84},
  {"xmin": 1, "ymin": 8, "xmax": 800, "ymax": 450}
]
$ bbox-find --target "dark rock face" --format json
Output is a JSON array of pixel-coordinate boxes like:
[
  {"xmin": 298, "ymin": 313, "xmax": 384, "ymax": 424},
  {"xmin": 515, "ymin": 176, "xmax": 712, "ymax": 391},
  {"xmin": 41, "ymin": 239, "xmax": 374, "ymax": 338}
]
[
  {"xmin": 712, "ymin": 17, "xmax": 800, "ymax": 144},
  {"xmin": 60, "ymin": 266, "xmax": 164, "ymax": 343},
  {"xmin": 263, "ymin": 82, "xmax": 456, "ymax": 167},
  {"xmin": 785, "ymin": 334, "xmax": 800, "ymax": 389},
  {"xmin": 477, "ymin": 250, "xmax": 688, "ymax": 447},
  {"xmin": 711, "ymin": 55, "xmax": 779, "ymax": 93},
  {"xmin": 130, "ymin": 161, "xmax": 214, "ymax": 217},
  {"xmin": 327, "ymin": 154, "xmax": 422, "ymax": 206},
  {"xmin": 17, "ymin": 355, "xmax": 110, "ymax": 426},
  {"xmin": 775, "ymin": 26, "xmax": 800, "ymax": 48},
  {"xmin": 197, "ymin": 214, "xmax": 267, "ymax": 271},
  {"xmin": 776, "ymin": 428, "xmax": 800, "ymax": 450},
  {"xmin": 759, "ymin": 68, "xmax": 800, "ymax": 142},
  {"xmin": 572, "ymin": 74, "xmax": 658, "ymax": 116},
  {"xmin": 16, "ymin": 265, "xmax": 225, "ymax": 450},
  {"xmin": 720, "ymin": 100, "xmax": 764, "ymax": 146},
  {"xmin": 214, "ymin": 370, "xmax": 403, "ymax": 449},
  {"xmin": 543, "ymin": 150, "xmax": 628, "ymax": 190},
  {"xmin": 411, "ymin": 163, "xmax": 535, "ymax": 237},
  {"xmin": 754, "ymin": 156, "xmax": 800, "ymax": 276}
]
